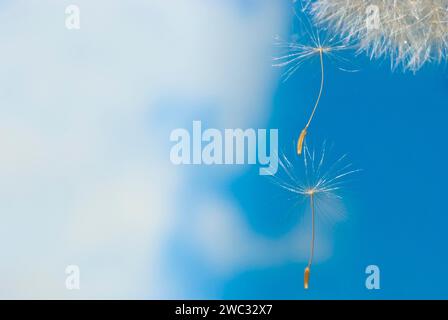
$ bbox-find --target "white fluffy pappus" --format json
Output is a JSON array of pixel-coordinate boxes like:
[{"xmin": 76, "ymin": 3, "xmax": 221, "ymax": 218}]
[{"xmin": 307, "ymin": 0, "xmax": 448, "ymax": 72}]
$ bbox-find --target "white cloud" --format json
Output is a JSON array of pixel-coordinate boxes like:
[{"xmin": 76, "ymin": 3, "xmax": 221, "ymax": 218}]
[
  {"xmin": 0, "ymin": 0, "xmax": 287, "ymax": 298},
  {"xmin": 190, "ymin": 195, "xmax": 333, "ymax": 277}
]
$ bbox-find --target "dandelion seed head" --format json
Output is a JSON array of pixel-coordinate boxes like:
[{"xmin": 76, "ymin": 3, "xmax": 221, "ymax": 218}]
[{"xmin": 307, "ymin": 0, "xmax": 448, "ymax": 72}]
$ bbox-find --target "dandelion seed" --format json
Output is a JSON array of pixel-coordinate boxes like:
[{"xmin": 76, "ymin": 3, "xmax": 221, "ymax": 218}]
[
  {"xmin": 273, "ymin": 5, "xmax": 355, "ymax": 155},
  {"xmin": 308, "ymin": 0, "xmax": 448, "ymax": 72},
  {"xmin": 269, "ymin": 142, "xmax": 360, "ymax": 289}
]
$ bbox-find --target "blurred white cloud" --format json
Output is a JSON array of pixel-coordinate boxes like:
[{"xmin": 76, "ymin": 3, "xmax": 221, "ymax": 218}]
[
  {"xmin": 190, "ymin": 195, "xmax": 333, "ymax": 276},
  {"xmin": 0, "ymin": 0, "xmax": 309, "ymax": 298}
]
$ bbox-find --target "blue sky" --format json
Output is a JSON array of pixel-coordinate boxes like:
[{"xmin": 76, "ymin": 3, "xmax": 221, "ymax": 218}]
[
  {"xmin": 1, "ymin": 0, "xmax": 447, "ymax": 299},
  {"xmin": 163, "ymin": 17, "xmax": 448, "ymax": 298},
  {"xmin": 227, "ymin": 43, "xmax": 448, "ymax": 299},
  {"xmin": 159, "ymin": 1, "xmax": 448, "ymax": 300}
]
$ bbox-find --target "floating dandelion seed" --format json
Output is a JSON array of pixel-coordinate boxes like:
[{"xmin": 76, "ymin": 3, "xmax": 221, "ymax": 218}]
[
  {"xmin": 269, "ymin": 142, "xmax": 360, "ymax": 289},
  {"xmin": 308, "ymin": 0, "xmax": 448, "ymax": 72},
  {"xmin": 273, "ymin": 6, "xmax": 355, "ymax": 156}
]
